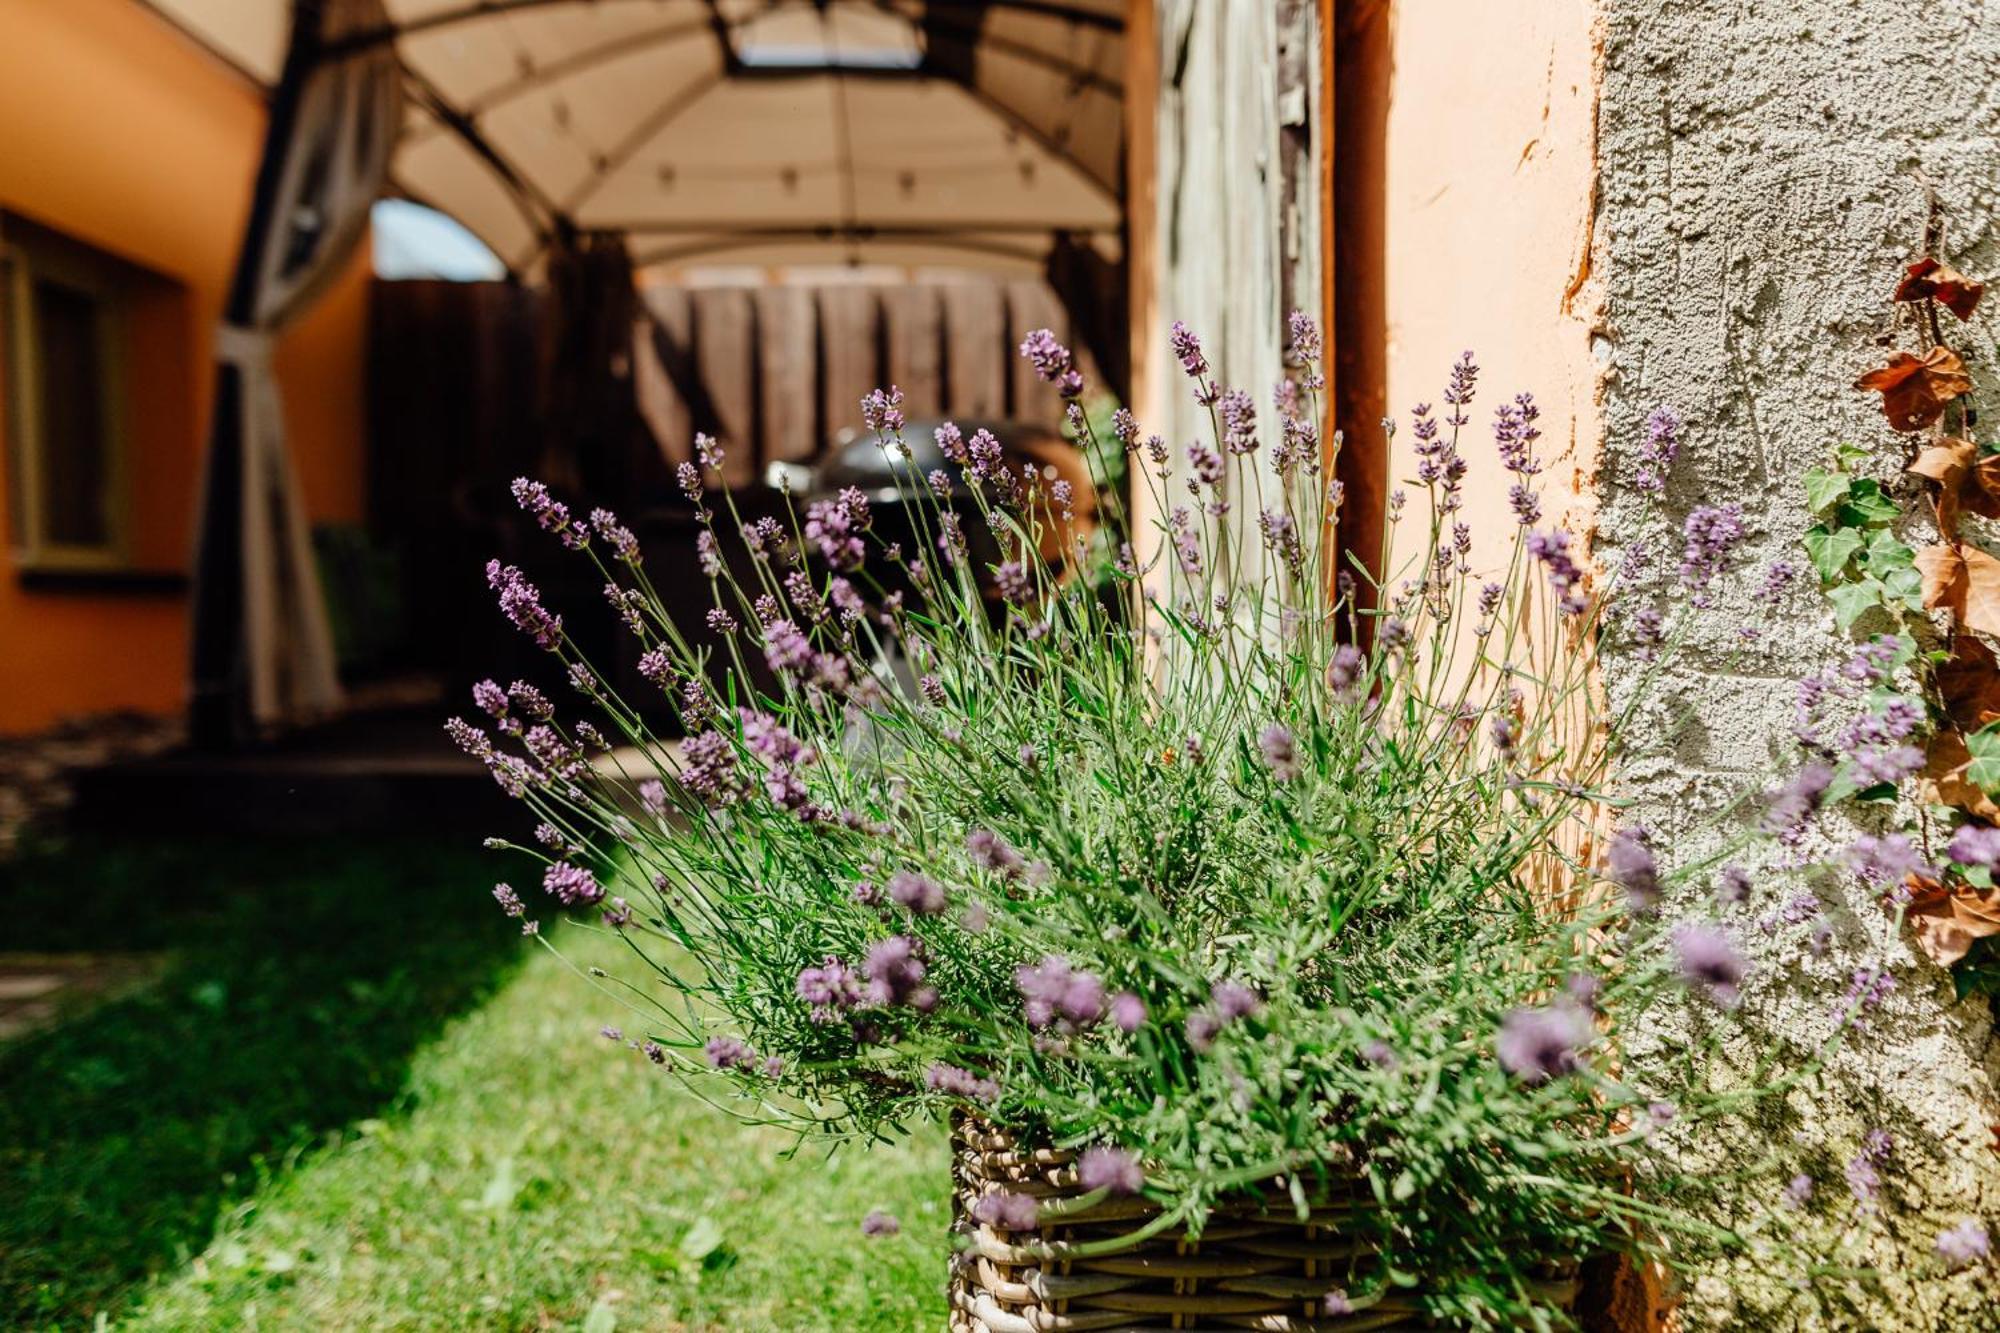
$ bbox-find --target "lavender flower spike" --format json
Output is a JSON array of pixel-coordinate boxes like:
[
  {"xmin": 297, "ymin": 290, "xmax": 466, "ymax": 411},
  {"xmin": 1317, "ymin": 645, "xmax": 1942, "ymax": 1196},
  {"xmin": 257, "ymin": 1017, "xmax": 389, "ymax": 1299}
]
[
  {"xmin": 1673, "ymin": 924, "xmax": 1748, "ymax": 1008},
  {"xmin": 1496, "ymin": 1003, "xmax": 1592, "ymax": 1085}
]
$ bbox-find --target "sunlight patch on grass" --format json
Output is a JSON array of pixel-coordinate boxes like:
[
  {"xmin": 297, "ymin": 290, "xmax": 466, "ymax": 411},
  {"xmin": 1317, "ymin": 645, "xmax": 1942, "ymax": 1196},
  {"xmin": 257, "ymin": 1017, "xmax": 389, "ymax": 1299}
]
[{"xmin": 120, "ymin": 925, "xmax": 948, "ymax": 1331}]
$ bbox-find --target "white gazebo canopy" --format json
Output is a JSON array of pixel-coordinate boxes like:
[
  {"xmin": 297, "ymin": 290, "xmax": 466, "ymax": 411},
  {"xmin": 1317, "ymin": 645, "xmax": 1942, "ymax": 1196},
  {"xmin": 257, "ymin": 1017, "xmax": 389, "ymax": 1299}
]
[{"xmin": 148, "ymin": 0, "xmax": 1125, "ymax": 276}]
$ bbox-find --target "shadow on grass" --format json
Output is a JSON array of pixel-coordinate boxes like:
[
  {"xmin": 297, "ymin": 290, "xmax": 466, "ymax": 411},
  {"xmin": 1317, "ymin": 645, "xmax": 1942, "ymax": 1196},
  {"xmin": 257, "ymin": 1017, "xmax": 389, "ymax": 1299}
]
[{"xmin": 0, "ymin": 834, "xmax": 514, "ymax": 1327}]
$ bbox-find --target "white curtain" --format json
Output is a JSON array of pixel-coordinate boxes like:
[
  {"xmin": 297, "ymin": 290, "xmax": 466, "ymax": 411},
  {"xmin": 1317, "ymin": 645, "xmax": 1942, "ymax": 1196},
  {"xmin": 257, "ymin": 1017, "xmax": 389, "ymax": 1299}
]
[{"xmin": 200, "ymin": 0, "xmax": 400, "ymax": 732}]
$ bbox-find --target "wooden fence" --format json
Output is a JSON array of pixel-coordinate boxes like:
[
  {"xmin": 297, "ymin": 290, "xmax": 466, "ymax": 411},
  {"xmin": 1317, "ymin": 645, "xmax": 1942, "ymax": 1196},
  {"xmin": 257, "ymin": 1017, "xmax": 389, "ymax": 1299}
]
[{"xmin": 629, "ymin": 278, "xmax": 1083, "ymax": 490}]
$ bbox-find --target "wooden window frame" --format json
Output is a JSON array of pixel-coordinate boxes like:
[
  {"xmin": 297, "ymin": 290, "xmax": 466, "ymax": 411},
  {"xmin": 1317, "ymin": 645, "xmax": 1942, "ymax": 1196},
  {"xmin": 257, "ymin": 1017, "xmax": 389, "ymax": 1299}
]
[{"xmin": 2, "ymin": 218, "xmax": 132, "ymax": 572}]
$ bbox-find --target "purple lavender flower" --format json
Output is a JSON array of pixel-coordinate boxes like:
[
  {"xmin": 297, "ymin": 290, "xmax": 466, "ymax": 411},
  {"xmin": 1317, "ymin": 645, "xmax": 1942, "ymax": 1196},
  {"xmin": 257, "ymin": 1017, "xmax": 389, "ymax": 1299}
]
[
  {"xmin": 1525, "ymin": 530, "xmax": 1589, "ymax": 616},
  {"xmin": 1110, "ymin": 991, "xmax": 1146, "ymax": 1032},
  {"xmin": 860, "ymin": 385, "xmax": 905, "ymax": 434},
  {"xmin": 1493, "ymin": 392, "xmax": 1543, "ymax": 475},
  {"xmin": 1258, "ymin": 723, "xmax": 1301, "ymax": 782},
  {"xmin": 1326, "ymin": 644, "xmax": 1365, "ymax": 694},
  {"xmin": 1287, "ymin": 310, "xmax": 1325, "ymax": 389},
  {"xmin": 1078, "ymin": 1146, "xmax": 1143, "ymax": 1195},
  {"xmin": 1019, "ymin": 328, "xmax": 1081, "ymax": 396},
  {"xmin": 972, "ymin": 1190, "xmax": 1039, "ymax": 1231},
  {"xmin": 600, "ymin": 1025, "xmax": 622, "ymax": 1041},
  {"xmin": 492, "ymin": 883, "xmax": 525, "ymax": 918},
  {"xmin": 1632, "ymin": 406, "xmax": 1681, "ymax": 494},
  {"xmin": 1947, "ymin": 823, "xmax": 2000, "ymax": 873},
  {"xmin": 696, "ymin": 432, "xmax": 724, "ymax": 472},
  {"xmin": 602, "ymin": 897, "xmax": 633, "ymax": 929},
  {"xmin": 1186, "ymin": 1010, "xmax": 1225, "ymax": 1052},
  {"xmin": 444, "ymin": 717, "xmax": 493, "ymax": 759},
  {"xmin": 934, "ymin": 421, "xmax": 967, "ymax": 464},
  {"xmin": 1847, "ymin": 1129, "xmax": 1892, "ymax": 1208},
  {"xmin": 966, "ymin": 429, "xmax": 1003, "ymax": 481},
  {"xmin": 640, "ymin": 1040, "xmax": 665, "ymax": 1064},
  {"xmin": 805, "ymin": 495, "xmax": 866, "ymax": 571},
  {"xmin": 1835, "ymin": 967, "xmax": 1895, "ymax": 1028},
  {"xmin": 1679, "ymin": 503, "xmax": 1747, "ymax": 600},
  {"xmin": 1169, "ymin": 320, "xmax": 1209, "ymax": 382},
  {"xmin": 704, "ymin": 1036, "xmax": 753, "ymax": 1070},
  {"xmin": 994, "ymin": 560, "xmax": 1031, "ymax": 606},
  {"xmin": 1715, "ymin": 864, "xmax": 1753, "ymax": 907},
  {"xmin": 1323, "ymin": 1290, "xmax": 1353, "ymax": 1317},
  {"xmin": 860, "ymin": 1209, "xmax": 901, "ymax": 1238},
  {"xmin": 967, "ymin": 829, "xmax": 1025, "ymax": 877},
  {"xmin": 797, "ymin": 955, "xmax": 864, "ymax": 1022},
  {"xmin": 1755, "ymin": 559, "xmax": 1797, "ymax": 606},
  {"xmin": 485, "ymin": 561, "xmax": 563, "ymax": 649},
  {"xmin": 1626, "ymin": 606, "xmax": 1665, "ymax": 662},
  {"xmin": 1212, "ymin": 981, "xmax": 1264, "ymax": 1020},
  {"xmin": 590, "ymin": 508, "xmax": 640, "ymax": 563},
  {"xmin": 472, "ymin": 679, "xmax": 509, "ymax": 719},
  {"xmin": 1496, "ymin": 1003, "xmax": 1592, "ymax": 1084},
  {"xmin": 1761, "ymin": 763, "xmax": 1834, "ymax": 843},
  {"xmin": 888, "ymin": 870, "xmax": 946, "ymax": 916},
  {"xmin": 1218, "ymin": 387, "xmax": 1259, "ymax": 455},
  {"xmin": 925, "ymin": 1062, "xmax": 1001, "ymax": 1102},
  {"xmin": 862, "ymin": 935, "xmax": 931, "ymax": 1009},
  {"xmin": 681, "ymin": 729, "xmax": 743, "ymax": 806},
  {"xmin": 1674, "ymin": 924, "xmax": 1748, "ymax": 1008},
  {"xmin": 1782, "ymin": 1174, "xmax": 1814, "ymax": 1209},
  {"xmin": 1565, "ymin": 972, "xmax": 1602, "ymax": 1012},
  {"xmin": 1845, "ymin": 833, "xmax": 1930, "ymax": 888},
  {"xmin": 511, "ymin": 477, "xmax": 584, "ymax": 547},
  {"xmin": 543, "ymin": 861, "xmax": 605, "ymax": 908},
  {"xmin": 1362, "ymin": 1039, "xmax": 1399, "ymax": 1071},
  {"xmin": 1605, "ymin": 827, "xmax": 1661, "ymax": 916},
  {"xmin": 1016, "ymin": 956, "xmax": 1107, "ymax": 1029},
  {"xmin": 1936, "ymin": 1219, "xmax": 1991, "ymax": 1270}
]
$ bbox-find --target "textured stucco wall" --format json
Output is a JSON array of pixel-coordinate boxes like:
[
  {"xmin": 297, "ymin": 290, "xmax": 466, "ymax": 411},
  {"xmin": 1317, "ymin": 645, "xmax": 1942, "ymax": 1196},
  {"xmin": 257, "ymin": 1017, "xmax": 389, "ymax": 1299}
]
[{"xmin": 1594, "ymin": 1, "xmax": 2000, "ymax": 1326}]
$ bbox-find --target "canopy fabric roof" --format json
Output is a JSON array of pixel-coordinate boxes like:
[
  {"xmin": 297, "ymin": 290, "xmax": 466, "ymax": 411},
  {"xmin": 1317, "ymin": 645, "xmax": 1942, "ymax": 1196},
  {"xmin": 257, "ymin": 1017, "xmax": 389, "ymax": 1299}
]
[{"xmin": 147, "ymin": 0, "xmax": 1125, "ymax": 275}]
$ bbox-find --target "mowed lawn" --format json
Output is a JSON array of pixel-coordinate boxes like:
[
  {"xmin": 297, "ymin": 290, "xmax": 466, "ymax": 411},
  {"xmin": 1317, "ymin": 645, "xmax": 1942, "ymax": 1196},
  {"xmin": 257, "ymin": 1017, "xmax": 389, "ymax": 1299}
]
[{"xmin": 0, "ymin": 836, "xmax": 946, "ymax": 1331}]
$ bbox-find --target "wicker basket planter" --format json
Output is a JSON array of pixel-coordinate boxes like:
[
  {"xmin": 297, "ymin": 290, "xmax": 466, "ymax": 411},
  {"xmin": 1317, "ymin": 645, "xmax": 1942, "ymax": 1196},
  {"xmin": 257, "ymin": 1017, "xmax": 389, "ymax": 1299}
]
[{"xmin": 946, "ymin": 1118, "xmax": 1580, "ymax": 1332}]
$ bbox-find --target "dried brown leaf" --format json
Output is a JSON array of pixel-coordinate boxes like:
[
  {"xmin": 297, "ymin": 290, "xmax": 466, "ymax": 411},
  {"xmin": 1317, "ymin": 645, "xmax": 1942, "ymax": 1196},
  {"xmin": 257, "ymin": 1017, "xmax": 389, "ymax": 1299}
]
[
  {"xmin": 1911, "ymin": 437, "xmax": 1978, "ymax": 533},
  {"xmin": 1916, "ymin": 542, "xmax": 1968, "ymax": 611},
  {"xmin": 1921, "ymin": 731, "xmax": 2000, "ymax": 821},
  {"xmin": 1894, "ymin": 256, "xmax": 1986, "ymax": 321},
  {"xmin": 1905, "ymin": 872, "xmax": 2000, "ymax": 966},
  {"xmin": 1961, "ymin": 545, "xmax": 2000, "ymax": 638},
  {"xmin": 1966, "ymin": 456, "xmax": 2000, "ymax": 521},
  {"xmin": 1937, "ymin": 637, "xmax": 2000, "ymax": 730},
  {"xmin": 1856, "ymin": 347, "xmax": 1974, "ymax": 431}
]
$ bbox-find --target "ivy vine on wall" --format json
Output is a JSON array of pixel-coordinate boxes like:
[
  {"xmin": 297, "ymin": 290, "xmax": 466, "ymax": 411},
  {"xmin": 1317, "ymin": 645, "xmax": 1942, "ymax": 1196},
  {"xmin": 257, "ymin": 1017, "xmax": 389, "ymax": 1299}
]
[{"xmin": 1814, "ymin": 251, "xmax": 2000, "ymax": 995}]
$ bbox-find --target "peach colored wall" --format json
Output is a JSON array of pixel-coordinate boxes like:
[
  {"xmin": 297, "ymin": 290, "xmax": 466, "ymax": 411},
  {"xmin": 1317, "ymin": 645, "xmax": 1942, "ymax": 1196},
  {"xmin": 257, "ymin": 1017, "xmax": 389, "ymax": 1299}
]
[
  {"xmin": 0, "ymin": 0, "xmax": 370, "ymax": 733},
  {"xmin": 1377, "ymin": 0, "xmax": 1602, "ymax": 586}
]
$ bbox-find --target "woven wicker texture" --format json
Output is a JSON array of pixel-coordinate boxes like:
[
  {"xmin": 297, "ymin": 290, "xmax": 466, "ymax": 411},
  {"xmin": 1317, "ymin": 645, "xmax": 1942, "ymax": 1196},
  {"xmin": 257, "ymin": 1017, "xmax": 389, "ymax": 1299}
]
[{"xmin": 945, "ymin": 1119, "xmax": 1579, "ymax": 1333}]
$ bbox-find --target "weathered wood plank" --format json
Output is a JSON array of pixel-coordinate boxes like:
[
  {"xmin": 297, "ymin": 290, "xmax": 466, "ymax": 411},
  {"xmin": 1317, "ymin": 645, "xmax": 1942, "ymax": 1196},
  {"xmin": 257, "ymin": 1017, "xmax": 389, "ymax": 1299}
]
[
  {"xmin": 692, "ymin": 286, "xmax": 756, "ymax": 488},
  {"xmin": 755, "ymin": 285, "xmax": 818, "ymax": 463},
  {"xmin": 818, "ymin": 285, "xmax": 881, "ymax": 443},
  {"xmin": 942, "ymin": 281, "xmax": 1008, "ymax": 421},
  {"xmin": 632, "ymin": 284, "xmax": 693, "ymax": 468},
  {"xmin": 881, "ymin": 284, "xmax": 944, "ymax": 420}
]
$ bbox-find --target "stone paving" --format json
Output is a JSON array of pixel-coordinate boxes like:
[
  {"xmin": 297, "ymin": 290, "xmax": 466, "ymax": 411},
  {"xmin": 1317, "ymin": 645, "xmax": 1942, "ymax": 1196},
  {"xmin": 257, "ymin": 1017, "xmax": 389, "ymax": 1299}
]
[{"xmin": 0, "ymin": 710, "xmax": 183, "ymax": 853}]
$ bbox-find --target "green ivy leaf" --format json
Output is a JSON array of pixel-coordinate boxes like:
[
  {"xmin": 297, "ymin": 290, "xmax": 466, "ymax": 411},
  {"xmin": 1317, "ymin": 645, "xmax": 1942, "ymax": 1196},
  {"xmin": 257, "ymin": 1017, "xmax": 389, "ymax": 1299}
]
[
  {"xmin": 1835, "ymin": 442, "xmax": 1872, "ymax": 469},
  {"xmin": 1827, "ymin": 579, "xmax": 1887, "ymax": 629},
  {"xmin": 1965, "ymin": 723, "xmax": 2000, "ymax": 795},
  {"xmin": 1803, "ymin": 525, "xmax": 1864, "ymax": 584},
  {"xmin": 1836, "ymin": 479, "xmax": 1902, "ymax": 528},
  {"xmin": 1862, "ymin": 528, "xmax": 1916, "ymax": 573},
  {"xmin": 1804, "ymin": 468, "xmax": 1853, "ymax": 514}
]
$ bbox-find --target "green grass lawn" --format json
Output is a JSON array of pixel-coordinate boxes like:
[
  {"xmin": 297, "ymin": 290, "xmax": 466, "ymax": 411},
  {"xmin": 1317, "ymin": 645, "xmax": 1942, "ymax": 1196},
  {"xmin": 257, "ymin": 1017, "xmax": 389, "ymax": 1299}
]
[{"xmin": 0, "ymin": 836, "xmax": 945, "ymax": 1331}]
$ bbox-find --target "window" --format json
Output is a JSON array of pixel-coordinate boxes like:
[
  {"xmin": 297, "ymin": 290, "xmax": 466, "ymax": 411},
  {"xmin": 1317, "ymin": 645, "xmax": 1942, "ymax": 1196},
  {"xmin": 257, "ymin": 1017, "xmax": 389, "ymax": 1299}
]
[{"xmin": 3, "ymin": 216, "xmax": 129, "ymax": 569}]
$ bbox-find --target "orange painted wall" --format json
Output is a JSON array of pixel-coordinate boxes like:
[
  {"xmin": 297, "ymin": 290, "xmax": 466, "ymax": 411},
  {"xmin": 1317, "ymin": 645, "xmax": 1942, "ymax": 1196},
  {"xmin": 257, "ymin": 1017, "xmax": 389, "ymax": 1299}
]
[{"xmin": 0, "ymin": 0, "xmax": 370, "ymax": 733}]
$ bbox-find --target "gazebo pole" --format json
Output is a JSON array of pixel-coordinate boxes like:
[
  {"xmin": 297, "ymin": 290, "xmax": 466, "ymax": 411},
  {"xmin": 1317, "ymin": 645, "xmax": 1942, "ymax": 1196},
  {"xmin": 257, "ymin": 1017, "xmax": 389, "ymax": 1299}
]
[{"xmin": 187, "ymin": 0, "xmax": 326, "ymax": 751}]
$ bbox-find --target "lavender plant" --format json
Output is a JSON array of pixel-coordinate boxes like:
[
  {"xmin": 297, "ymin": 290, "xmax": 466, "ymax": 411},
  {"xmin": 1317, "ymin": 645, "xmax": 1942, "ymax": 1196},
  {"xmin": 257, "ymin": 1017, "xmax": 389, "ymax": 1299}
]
[{"xmin": 452, "ymin": 318, "xmax": 1849, "ymax": 1325}]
